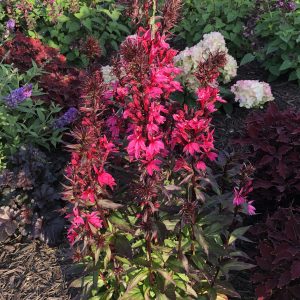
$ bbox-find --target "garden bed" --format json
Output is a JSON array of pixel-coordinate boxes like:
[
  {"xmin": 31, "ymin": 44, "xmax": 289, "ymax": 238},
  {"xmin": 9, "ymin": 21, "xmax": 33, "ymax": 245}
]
[{"xmin": 1, "ymin": 1, "xmax": 300, "ymax": 300}]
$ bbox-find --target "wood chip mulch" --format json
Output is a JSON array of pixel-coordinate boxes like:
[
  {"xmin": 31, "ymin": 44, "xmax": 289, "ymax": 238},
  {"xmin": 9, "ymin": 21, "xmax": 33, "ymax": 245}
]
[{"xmin": 0, "ymin": 239, "xmax": 77, "ymax": 300}]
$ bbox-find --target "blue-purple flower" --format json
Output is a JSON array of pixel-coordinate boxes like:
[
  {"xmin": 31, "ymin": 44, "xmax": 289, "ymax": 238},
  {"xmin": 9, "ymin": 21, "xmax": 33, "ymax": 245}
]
[
  {"xmin": 4, "ymin": 84, "xmax": 33, "ymax": 108},
  {"xmin": 6, "ymin": 19, "xmax": 15, "ymax": 31},
  {"xmin": 53, "ymin": 107, "xmax": 78, "ymax": 128},
  {"xmin": 276, "ymin": 0, "xmax": 297, "ymax": 11}
]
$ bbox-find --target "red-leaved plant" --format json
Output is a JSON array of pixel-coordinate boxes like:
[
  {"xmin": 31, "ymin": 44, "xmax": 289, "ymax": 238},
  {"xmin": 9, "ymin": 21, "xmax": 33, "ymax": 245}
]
[
  {"xmin": 1, "ymin": 32, "xmax": 84, "ymax": 107},
  {"xmin": 235, "ymin": 103, "xmax": 300, "ymax": 211},
  {"xmin": 64, "ymin": 3, "xmax": 255, "ymax": 298},
  {"xmin": 251, "ymin": 207, "xmax": 300, "ymax": 300}
]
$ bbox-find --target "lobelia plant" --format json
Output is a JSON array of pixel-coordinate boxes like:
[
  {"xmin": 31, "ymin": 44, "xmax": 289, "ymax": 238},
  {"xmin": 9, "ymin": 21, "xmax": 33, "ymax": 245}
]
[{"xmin": 64, "ymin": 2, "xmax": 255, "ymax": 299}]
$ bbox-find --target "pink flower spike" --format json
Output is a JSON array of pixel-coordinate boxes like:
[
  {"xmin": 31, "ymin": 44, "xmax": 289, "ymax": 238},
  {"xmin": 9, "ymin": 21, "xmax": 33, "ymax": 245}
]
[
  {"xmin": 84, "ymin": 212, "xmax": 103, "ymax": 229},
  {"xmin": 98, "ymin": 171, "xmax": 116, "ymax": 189},
  {"xmin": 233, "ymin": 188, "xmax": 246, "ymax": 206},
  {"xmin": 144, "ymin": 159, "xmax": 161, "ymax": 176},
  {"xmin": 196, "ymin": 161, "xmax": 206, "ymax": 171},
  {"xmin": 247, "ymin": 201, "xmax": 256, "ymax": 215},
  {"xmin": 183, "ymin": 142, "xmax": 200, "ymax": 155},
  {"xmin": 81, "ymin": 188, "xmax": 95, "ymax": 203},
  {"xmin": 67, "ymin": 228, "xmax": 78, "ymax": 245}
]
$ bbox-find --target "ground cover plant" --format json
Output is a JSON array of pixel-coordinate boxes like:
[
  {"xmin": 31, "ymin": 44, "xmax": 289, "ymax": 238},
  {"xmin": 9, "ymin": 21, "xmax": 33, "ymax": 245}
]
[{"xmin": 1, "ymin": 0, "xmax": 300, "ymax": 299}]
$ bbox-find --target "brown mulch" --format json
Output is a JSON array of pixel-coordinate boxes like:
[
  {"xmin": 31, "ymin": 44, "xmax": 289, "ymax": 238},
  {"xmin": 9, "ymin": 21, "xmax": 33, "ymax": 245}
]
[{"xmin": 0, "ymin": 239, "xmax": 77, "ymax": 300}]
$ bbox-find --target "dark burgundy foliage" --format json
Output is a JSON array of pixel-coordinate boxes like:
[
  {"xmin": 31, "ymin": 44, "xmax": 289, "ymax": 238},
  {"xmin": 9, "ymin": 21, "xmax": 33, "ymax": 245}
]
[
  {"xmin": 0, "ymin": 146, "xmax": 68, "ymax": 245},
  {"xmin": 251, "ymin": 207, "xmax": 300, "ymax": 300},
  {"xmin": 1, "ymin": 32, "xmax": 85, "ymax": 107},
  {"xmin": 236, "ymin": 103, "xmax": 300, "ymax": 210}
]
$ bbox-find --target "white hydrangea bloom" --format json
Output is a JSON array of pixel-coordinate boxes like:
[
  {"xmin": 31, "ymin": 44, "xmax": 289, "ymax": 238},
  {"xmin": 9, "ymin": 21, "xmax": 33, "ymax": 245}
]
[
  {"xmin": 220, "ymin": 54, "xmax": 238, "ymax": 84},
  {"xmin": 174, "ymin": 32, "xmax": 238, "ymax": 92},
  {"xmin": 101, "ymin": 65, "xmax": 117, "ymax": 83},
  {"xmin": 231, "ymin": 80, "xmax": 274, "ymax": 108},
  {"xmin": 199, "ymin": 32, "xmax": 228, "ymax": 56}
]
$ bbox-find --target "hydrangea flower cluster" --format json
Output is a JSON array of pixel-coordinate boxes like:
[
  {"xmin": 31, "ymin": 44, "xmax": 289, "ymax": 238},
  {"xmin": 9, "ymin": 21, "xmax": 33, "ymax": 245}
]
[
  {"xmin": 231, "ymin": 80, "xmax": 274, "ymax": 108},
  {"xmin": 101, "ymin": 65, "xmax": 117, "ymax": 83},
  {"xmin": 53, "ymin": 107, "xmax": 78, "ymax": 128},
  {"xmin": 174, "ymin": 32, "xmax": 238, "ymax": 91},
  {"xmin": 4, "ymin": 84, "xmax": 32, "ymax": 108}
]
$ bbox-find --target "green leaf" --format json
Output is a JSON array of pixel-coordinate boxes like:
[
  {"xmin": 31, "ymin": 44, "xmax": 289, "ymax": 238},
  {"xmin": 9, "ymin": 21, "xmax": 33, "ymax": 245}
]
[
  {"xmin": 240, "ymin": 53, "xmax": 255, "ymax": 66},
  {"xmin": 114, "ymin": 235, "xmax": 133, "ymax": 258},
  {"xmin": 67, "ymin": 21, "xmax": 81, "ymax": 33},
  {"xmin": 279, "ymin": 60, "xmax": 293, "ymax": 71},
  {"xmin": 82, "ymin": 19, "xmax": 92, "ymax": 31},
  {"xmin": 228, "ymin": 226, "xmax": 251, "ymax": 245},
  {"xmin": 57, "ymin": 15, "xmax": 70, "ymax": 23},
  {"xmin": 221, "ymin": 261, "xmax": 255, "ymax": 273},
  {"xmin": 194, "ymin": 225, "xmax": 209, "ymax": 255},
  {"xmin": 121, "ymin": 269, "xmax": 149, "ymax": 299},
  {"xmin": 223, "ymin": 103, "xmax": 233, "ymax": 115},
  {"xmin": 75, "ymin": 5, "xmax": 90, "ymax": 19},
  {"xmin": 215, "ymin": 282, "xmax": 241, "ymax": 298}
]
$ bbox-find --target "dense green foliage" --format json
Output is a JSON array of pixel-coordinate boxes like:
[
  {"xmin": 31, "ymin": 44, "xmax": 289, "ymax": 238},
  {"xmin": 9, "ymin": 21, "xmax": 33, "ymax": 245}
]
[
  {"xmin": 174, "ymin": 0, "xmax": 253, "ymax": 57},
  {"xmin": 0, "ymin": 63, "xmax": 64, "ymax": 170},
  {"xmin": 1, "ymin": 0, "xmax": 131, "ymax": 66}
]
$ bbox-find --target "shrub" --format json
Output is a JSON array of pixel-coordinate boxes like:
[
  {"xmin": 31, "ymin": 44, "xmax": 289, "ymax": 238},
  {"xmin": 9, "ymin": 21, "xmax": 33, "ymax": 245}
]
[
  {"xmin": 245, "ymin": 0, "xmax": 300, "ymax": 83},
  {"xmin": 64, "ymin": 11, "xmax": 254, "ymax": 298},
  {"xmin": 0, "ymin": 62, "xmax": 68, "ymax": 169},
  {"xmin": 235, "ymin": 103, "xmax": 300, "ymax": 210},
  {"xmin": 0, "ymin": 0, "xmax": 131, "ymax": 66},
  {"xmin": 1, "ymin": 32, "xmax": 85, "ymax": 107},
  {"xmin": 0, "ymin": 146, "xmax": 68, "ymax": 245},
  {"xmin": 173, "ymin": 0, "xmax": 254, "ymax": 58},
  {"xmin": 251, "ymin": 207, "xmax": 300, "ymax": 300}
]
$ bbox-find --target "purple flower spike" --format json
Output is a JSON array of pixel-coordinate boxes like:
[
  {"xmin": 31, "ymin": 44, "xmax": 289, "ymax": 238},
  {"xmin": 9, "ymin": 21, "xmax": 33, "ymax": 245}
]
[
  {"xmin": 54, "ymin": 107, "xmax": 79, "ymax": 128},
  {"xmin": 4, "ymin": 84, "xmax": 33, "ymax": 108},
  {"xmin": 6, "ymin": 19, "xmax": 15, "ymax": 31}
]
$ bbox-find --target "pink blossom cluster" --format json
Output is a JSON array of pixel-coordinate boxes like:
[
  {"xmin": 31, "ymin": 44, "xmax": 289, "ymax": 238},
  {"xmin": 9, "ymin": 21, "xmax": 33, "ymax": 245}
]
[
  {"xmin": 233, "ymin": 180, "xmax": 256, "ymax": 215},
  {"xmin": 110, "ymin": 25, "xmax": 183, "ymax": 176}
]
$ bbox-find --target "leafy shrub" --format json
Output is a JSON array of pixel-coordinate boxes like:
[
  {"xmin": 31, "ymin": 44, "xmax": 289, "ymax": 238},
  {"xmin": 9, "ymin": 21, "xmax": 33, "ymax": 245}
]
[
  {"xmin": 251, "ymin": 207, "xmax": 300, "ymax": 300},
  {"xmin": 1, "ymin": 0, "xmax": 131, "ymax": 66},
  {"xmin": 245, "ymin": 1, "xmax": 300, "ymax": 82},
  {"xmin": 0, "ymin": 146, "xmax": 68, "ymax": 245},
  {"xmin": 174, "ymin": 0, "xmax": 254, "ymax": 58},
  {"xmin": 64, "ymin": 16, "xmax": 254, "ymax": 298},
  {"xmin": 235, "ymin": 103, "xmax": 300, "ymax": 210},
  {"xmin": 0, "ymin": 62, "xmax": 67, "ymax": 169},
  {"xmin": 1, "ymin": 32, "xmax": 85, "ymax": 107}
]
